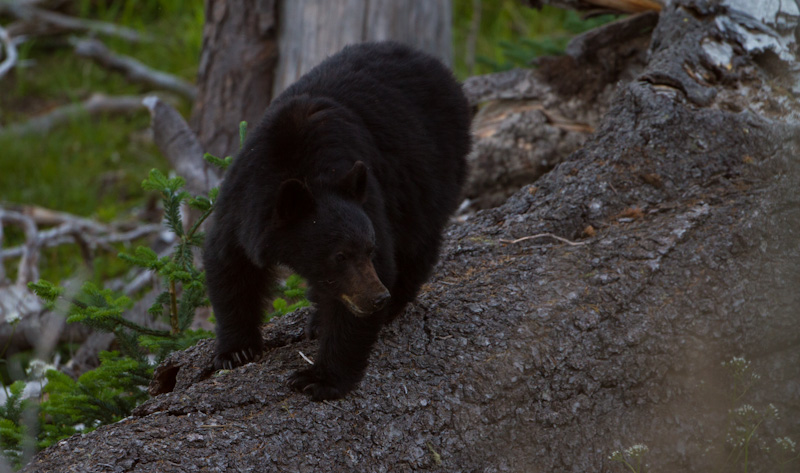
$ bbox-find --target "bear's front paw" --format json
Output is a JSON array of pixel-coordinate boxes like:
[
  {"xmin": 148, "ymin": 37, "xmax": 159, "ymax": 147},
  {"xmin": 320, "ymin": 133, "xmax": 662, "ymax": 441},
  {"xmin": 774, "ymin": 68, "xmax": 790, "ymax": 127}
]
[
  {"xmin": 213, "ymin": 345, "xmax": 262, "ymax": 371},
  {"xmin": 288, "ymin": 368, "xmax": 352, "ymax": 401}
]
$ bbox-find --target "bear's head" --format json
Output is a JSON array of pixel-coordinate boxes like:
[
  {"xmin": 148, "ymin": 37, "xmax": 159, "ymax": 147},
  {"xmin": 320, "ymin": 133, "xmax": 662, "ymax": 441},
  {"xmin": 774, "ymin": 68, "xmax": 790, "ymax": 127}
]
[{"xmin": 272, "ymin": 161, "xmax": 391, "ymax": 316}]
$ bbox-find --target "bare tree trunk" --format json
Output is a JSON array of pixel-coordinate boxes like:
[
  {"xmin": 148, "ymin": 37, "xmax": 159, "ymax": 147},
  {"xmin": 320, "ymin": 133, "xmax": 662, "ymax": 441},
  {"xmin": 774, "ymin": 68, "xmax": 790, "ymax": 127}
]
[
  {"xmin": 190, "ymin": 0, "xmax": 279, "ymax": 159},
  {"xmin": 272, "ymin": 0, "xmax": 452, "ymax": 96}
]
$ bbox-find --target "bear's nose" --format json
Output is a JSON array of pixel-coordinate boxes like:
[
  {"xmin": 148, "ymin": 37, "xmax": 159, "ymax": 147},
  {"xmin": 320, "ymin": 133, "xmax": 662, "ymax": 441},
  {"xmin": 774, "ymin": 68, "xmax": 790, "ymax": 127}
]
[{"xmin": 373, "ymin": 292, "xmax": 391, "ymax": 311}]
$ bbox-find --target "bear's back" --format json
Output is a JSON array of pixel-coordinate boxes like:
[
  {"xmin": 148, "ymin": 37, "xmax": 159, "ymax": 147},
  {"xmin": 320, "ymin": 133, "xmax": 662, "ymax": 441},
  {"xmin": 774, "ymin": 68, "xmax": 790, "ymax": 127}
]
[{"xmin": 278, "ymin": 42, "xmax": 471, "ymax": 174}]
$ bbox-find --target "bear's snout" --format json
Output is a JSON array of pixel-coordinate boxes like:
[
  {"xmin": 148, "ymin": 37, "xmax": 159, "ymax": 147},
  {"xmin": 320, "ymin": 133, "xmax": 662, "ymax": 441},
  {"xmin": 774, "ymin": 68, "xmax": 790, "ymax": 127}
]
[
  {"xmin": 372, "ymin": 291, "xmax": 391, "ymax": 311},
  {"xmin": 336, "ymin": 257, "xmax": 391, "ymax": 316},
  {"xmin": 340, "ymin": 288, "xmax": 391, "ymax": 316}
]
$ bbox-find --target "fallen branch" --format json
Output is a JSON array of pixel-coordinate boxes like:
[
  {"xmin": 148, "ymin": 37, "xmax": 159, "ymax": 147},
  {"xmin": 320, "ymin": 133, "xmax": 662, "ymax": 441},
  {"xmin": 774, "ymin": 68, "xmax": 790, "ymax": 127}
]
[
  {"xmin": 0, "ymin": 93, "xmax": 164, "ymax": 136},
  {"xmin": 0, "ymin": 204, "xmax": 170, "ymax": 368},
  {"xmin": 143, "ymin": 96, "xmax": 220, "ymax": 195},
  {"xmin": 0, "ymin": 1, "xmax": 151, "ymax": 43},
  {"xmin": 0, "ymin": 223, "xmax": 162, "ymax": 260},
  {"xmin": 0, "ymin": 206, "xmax": 162, "ymax": 285},
  {"xmin": 0, "ymin": 24, "xmax": 18, "ymax": 79},
  {"xmin": 71, "ymin": 38, "xmax": 196, "ymax": 100}
]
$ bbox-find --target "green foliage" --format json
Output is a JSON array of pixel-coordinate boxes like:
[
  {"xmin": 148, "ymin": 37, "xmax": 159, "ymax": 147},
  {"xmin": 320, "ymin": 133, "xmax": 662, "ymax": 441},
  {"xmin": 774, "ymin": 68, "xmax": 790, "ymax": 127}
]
[
  {"xmin": 38, "ymin": 353, "xmax": 151, "ymax": 448},
  {"xmin": 0, "ymin": 382, "xmax": 35, "ymax": 469},
  {"xmin": 452, "ymin": 0, "xmax": 618, "ymax": 77},
  {"xmin": 0, "ymin": 1, "xmax": 204, "ymax": 285},
  {"xmin": 719, "ymin": 357, "xmax": 799, "ymax": 472},
  {"xmin": 5, "ymin": 120, "xmax": 310, "ymax": 468},
  {"xmin": 0, "ymin": 0, "xmax": 203, "ymax": 216},
  {"xmin": 268, "ymin": 274, "xmax": 310, "ymax": 321},
  {"xmin": 16, "ymin": 162, "xmax": 224, "ymax": 465}
]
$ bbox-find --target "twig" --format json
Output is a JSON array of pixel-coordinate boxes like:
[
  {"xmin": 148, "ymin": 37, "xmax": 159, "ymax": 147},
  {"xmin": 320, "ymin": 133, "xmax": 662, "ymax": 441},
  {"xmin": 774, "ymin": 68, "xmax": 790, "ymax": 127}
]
[
  {"xmin": 71, "ymin": 38, "xmax": 196, "ymax": 100},
  {"xmin": 0, "ymin": 93, "xmax": 162, "ymax": 136},
  {"xmin": 168, "ymin": 279, "xmax": 179, "ymax": 334},
  {"xmin": 0, "ymin": 1, "xmax": 152, "ymax": 43},
  {"xmin": 499, "ymin": 233, "xmax": 588, "ymax": 246},
  {"xmin": 298, "ymin": 351, "xmax": 314, "ymax": 365},
  {"xmin": 0, "ymin": 24, "xmax": 18, "ymax": 79}
]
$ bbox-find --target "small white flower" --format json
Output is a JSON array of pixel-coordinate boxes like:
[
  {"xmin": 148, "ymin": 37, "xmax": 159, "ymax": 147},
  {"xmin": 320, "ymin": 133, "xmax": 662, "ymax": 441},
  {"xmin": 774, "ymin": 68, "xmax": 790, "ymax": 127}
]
[
  {"xmin": 776, "ymin": 437, "xmax": 797, "ymax": 453},
  {"xmin": 733, "ymin": 404, "xmax": 757, "ymax": 417},
  {"xmin": 26, "ymin": 359, "xmax": 56, "ymax": 379},
  {"xmin": 5, "ymin": 310, "xmax": 21, "ymax": 325},
  {"xmin": 625, "ymin": 444, "xmax": 649, "ymax": 458}
]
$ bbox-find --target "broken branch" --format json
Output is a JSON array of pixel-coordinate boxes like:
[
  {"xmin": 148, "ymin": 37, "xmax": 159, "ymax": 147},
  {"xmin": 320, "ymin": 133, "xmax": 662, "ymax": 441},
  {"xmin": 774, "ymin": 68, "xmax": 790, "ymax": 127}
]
[{"xmin": 0, "ymin": 93, "xmax": 166, "ymax": 136}]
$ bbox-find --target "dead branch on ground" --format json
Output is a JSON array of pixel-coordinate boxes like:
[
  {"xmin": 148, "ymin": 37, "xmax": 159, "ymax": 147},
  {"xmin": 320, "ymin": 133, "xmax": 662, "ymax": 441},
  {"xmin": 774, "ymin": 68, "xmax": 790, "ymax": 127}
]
[
  {"xmin": 0, "ymin": 93, "xmax": 175, "ymax": 136},
  {"xmin": 71, "ymin": 38, "xmax": 197, "ymax": 100},
  {"xmin": 0, "ymin": 206, "xmax": 161, "ymax": 286}
]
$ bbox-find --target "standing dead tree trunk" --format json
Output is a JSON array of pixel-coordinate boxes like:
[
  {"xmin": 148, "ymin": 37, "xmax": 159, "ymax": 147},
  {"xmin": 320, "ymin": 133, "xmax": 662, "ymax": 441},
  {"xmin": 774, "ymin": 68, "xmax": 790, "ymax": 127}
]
[
  {"xmin": 189, "ymin": 0, "xmax": 279, "ymax": 160},
  {"xmin": 272, "ymin": 0, "xmax": 452, "ymax": 96},
  {"xmin": 23, "ymin": 1, "xmax": 800, "ymax": 472}
]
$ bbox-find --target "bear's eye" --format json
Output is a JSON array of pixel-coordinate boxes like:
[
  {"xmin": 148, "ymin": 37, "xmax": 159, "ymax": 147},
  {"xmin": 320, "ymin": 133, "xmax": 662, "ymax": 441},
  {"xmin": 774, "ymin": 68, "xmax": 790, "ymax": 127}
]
[{"xmin": 335, "ymin": 253, "xmax": 347, "ymax": 263}]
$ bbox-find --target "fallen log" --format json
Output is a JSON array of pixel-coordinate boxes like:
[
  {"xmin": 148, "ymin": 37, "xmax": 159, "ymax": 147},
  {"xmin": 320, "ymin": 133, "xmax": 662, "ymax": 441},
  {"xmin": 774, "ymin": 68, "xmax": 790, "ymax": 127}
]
[{"xmin": 22, "ymin": 1, "xmax": 800, "ymax": 471}]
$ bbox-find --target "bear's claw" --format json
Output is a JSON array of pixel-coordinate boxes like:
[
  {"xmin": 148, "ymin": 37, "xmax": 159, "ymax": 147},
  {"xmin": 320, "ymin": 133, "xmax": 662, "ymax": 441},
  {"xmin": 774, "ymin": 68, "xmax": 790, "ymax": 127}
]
[
  {"xmin": 288, "ymin": 368, "xmax": 349, "ymax": 401},
  {"xmin": 214, "ymin": 346, "xmax": 260, "ymax": 371}
]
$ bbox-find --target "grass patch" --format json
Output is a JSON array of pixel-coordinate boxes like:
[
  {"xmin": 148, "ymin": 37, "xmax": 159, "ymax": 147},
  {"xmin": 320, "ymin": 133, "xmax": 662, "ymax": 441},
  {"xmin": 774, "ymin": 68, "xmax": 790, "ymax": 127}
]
[{"xmin": 0, "ymin": 0, "xmax": 203, "ymax": 217}]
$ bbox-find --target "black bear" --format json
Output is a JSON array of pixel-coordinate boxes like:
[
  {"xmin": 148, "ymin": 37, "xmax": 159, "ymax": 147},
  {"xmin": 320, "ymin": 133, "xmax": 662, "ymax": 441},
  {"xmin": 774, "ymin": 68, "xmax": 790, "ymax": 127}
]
[{"xmin": 204, "ymin": 41, "xmax": 471, "ymax": 401}]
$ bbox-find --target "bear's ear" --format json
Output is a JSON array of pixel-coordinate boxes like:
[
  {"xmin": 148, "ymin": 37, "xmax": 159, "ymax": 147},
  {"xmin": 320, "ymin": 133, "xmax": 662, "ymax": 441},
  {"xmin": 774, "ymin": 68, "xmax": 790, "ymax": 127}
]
[
  {"xmin": 341, "ymin": 161, "xmax": 368, "ymax": 203},
  {"xmin": 275, "ymin": 179, "xmax": 315, "ymax": 225}
]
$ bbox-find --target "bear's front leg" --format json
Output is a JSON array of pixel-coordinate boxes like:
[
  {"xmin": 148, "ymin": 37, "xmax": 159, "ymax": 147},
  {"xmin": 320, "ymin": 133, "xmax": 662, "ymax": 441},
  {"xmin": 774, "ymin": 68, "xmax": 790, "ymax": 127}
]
[
  {"xmin": 289, "ymin": 303, "xmax": 383, "ymax": 401},
  {"xmin": 205, "ymin": 237, "xmax": 274, "ymax": 370}
]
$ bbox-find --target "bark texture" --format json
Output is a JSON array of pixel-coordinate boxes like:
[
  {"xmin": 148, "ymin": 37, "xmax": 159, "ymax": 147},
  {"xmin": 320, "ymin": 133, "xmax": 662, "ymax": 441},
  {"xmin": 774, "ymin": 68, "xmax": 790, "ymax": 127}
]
[
  {"xmin": 190, "ymin": 0, "xmax": 278, "ymax": 158},
  {"xmin": 23, "ymin": 1, "xmax": 800, "ymax": 472}
]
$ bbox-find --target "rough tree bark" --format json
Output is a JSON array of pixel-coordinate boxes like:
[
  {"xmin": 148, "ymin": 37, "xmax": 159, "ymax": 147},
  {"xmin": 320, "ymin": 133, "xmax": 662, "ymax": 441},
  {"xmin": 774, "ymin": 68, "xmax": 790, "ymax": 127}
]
[
  {"xmin": 23, "ymin": 1, "xmax": 800, "ymax": 472},
  {"xmin": 189, "ymin": 0, "xmax": 279, "ymax": 160}
]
